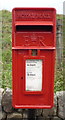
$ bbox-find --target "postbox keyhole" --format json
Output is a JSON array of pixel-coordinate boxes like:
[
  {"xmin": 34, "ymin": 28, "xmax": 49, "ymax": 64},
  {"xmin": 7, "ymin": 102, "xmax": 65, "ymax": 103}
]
[
  {"xmin": 32, "ymin": 49, "xmax": 37, "ymax": 56},
  {"xmin": 21, "ymin": 77, "xmax": 23, "ymax": 79}
]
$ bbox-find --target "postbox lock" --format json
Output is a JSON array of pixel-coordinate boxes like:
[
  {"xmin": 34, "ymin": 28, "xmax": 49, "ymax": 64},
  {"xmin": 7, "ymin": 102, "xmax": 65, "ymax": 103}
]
[
  {"xmin": 21, "ymin": 77, "xmax": 23, "ymax": 79},
  {"xmin": 32, "ymin": 49, "xmax": 37, "ymax": 56}
]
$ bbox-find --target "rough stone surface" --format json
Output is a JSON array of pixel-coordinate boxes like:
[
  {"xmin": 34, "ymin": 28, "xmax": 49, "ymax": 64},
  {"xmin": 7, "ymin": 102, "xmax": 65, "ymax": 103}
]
[
  {"xmin": 37, "ymin": 116, "xmax": 50, "ymax": 120},
  {"xmin": 1, "ymin": 112, "xmax": 7, "ymax": 120},
  {"xmin": 7, "ymin": 112, "xmax": 22, "ymax": 120},
  {"xmin": 0, "ymin": 88, "xmax": 65, "ymax": 120},
  {"xmin": 0, "ymin": 112, "xmax": 3, "ymax": 120},
  {"xmin": 56, "ymin": 91, "xmax": 65, "ymax": 119},
  {"xmin": 1, "ymin": 88, "xmax": 13, "ymax": 113},
  {"xmin": 0, "ymin": 88, "xmax": 4, "ymax": 120},
  {"xmin": 42, "ymin": 94, "xmax": 57, "ymax": 117},
  {"xmin": 23, "ymin": 112, "xmax": 28, "ymax": 118},
  {"xmin": 22, "ymin": 109, "xmax": 28, "ymax": 118},
  {"xmin": 36, "ymin": 109, "xmax": 42, "ymax": 116},
  {"xmin": 52, "ymin": 116, "xmax": 62, "ymax": 120}
]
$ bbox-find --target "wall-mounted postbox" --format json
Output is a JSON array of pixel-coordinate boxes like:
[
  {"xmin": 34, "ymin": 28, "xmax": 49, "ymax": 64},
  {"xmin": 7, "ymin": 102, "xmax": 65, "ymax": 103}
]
[{"xmin": 12, "ymin": 8, "xmax": 56, "ymax": 109}]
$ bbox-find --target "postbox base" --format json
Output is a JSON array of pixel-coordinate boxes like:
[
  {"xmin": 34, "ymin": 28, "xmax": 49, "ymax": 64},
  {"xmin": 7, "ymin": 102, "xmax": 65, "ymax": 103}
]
[{"xmin": 13, "ymin": 104, "xmax": 53, "ymax": 109}]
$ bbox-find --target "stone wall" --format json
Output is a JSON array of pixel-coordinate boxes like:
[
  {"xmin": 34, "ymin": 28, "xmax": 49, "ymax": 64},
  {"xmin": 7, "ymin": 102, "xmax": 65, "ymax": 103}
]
[{"xmin": 0, "ymin": 88, "xmax": 65, "ymax": 120}]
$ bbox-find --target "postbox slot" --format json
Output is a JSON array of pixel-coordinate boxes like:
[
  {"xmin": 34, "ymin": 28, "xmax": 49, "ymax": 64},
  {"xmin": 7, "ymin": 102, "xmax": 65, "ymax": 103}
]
[{"xmin": 16, "ymin": 25, "xmax": 53, "ymax": 32}]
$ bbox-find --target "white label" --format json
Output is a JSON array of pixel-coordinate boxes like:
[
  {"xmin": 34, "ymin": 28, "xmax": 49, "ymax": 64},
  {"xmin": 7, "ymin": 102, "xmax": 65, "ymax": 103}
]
[{"xmin": 26, "ymin": 59, "xmax": 42, "ymax": 91}]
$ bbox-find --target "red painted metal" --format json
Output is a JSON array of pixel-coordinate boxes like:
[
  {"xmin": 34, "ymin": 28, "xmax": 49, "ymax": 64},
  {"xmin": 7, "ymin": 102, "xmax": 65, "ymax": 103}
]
[
  {"xmin": 15, "ymin": 21, "xmax": 53, "ymax": 25},
  {"xmin": 12, "ymin": 8, "xmax": 56, "ymax": 109}
]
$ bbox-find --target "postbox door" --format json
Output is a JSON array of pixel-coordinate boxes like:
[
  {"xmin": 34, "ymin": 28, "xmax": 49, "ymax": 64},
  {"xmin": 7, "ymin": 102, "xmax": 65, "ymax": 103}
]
[{"xmin": 12, "ymin": 49, "xmax": 55, "ymax": 108}]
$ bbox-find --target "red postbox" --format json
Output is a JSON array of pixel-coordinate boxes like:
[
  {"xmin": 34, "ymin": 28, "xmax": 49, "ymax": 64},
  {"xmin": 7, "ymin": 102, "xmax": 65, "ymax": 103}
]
[{"xmin": 12, "ymin": 8, "xmax": 56, "ymax": 109}]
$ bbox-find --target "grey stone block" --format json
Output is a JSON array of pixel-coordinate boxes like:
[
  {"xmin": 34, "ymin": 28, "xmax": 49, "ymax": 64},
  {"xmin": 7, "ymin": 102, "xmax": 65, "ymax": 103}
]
[
  {"xmin": 1, "ymin": 112, "xmax": 7, "ymax": 120},
  {"xmin": 36, "ymin": 116, "xmax": 51, "ymax": 120},
  {"xmin": 0, "ymin": 112, "xmax": 3, "ymax": 120},
  {"xmin": 7, "ymin": 112, "xmax": 22, "ymax": 120},
  {"xmin": 22, "ymin": 109, "xmax": 28, "ymax": 118},
  {"xmin": 52, "ymin": 116, "xmax": 62, "ymax": 120},
  {"xmin": 56, "ymin": 91, "xmax": 65, "ymax": 119},
  {"xmin": 36, "ymin": 116, "xmax": 45, "ymax": 120},
  {"xmin": 36, "ymin": 109, "xmax": 42, "ymax": 116},
  {"xmin": 0, "ymin": 88, "xmax": 4, "ymax": 120},
  {"xmin": 1, "ymin": 88, "xmax": 13, "ymax": 113},
  {"xmin": 42, "ymin": 94, "xmax": 57, "ymax": 117},
  {"xmin": 23, "ymin": 113, "xmax": 28, "ymax": 118}
]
